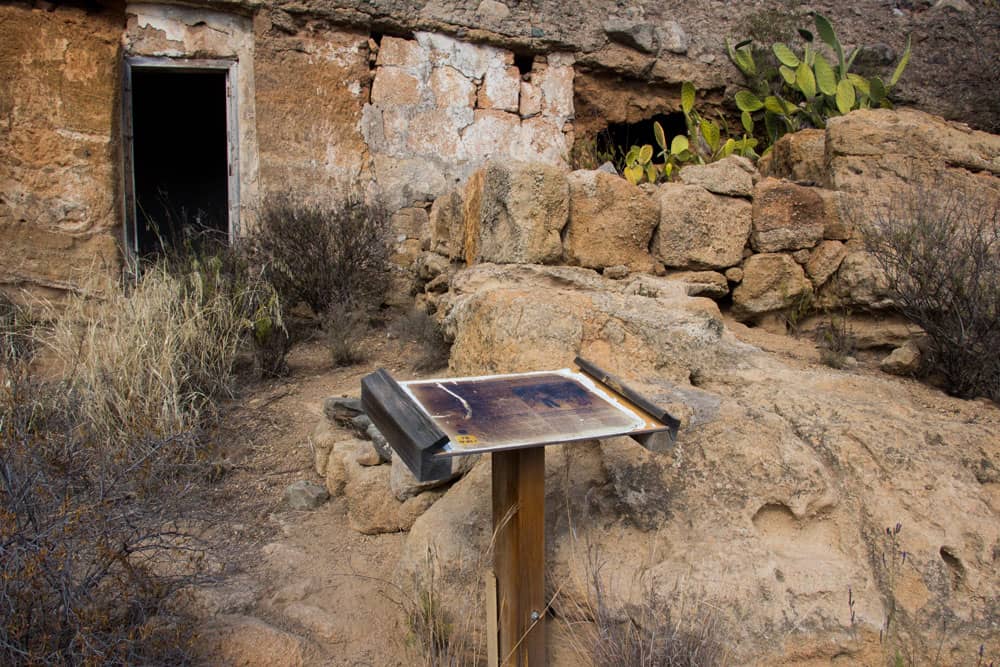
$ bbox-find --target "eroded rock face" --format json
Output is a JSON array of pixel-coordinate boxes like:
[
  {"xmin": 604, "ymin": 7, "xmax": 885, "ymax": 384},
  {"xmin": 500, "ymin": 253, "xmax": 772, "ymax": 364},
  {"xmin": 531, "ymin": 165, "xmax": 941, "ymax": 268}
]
[
  {"xmin": 563, "ymin": 170, "xmax": 659, "ymax": 272},
  {"xmin": 400, "ymin": 261, "xmax": 1000, "ymax": 665},
  {"xmin": 461, "ymin": 162, "xmax": 569, "ymax": 265}
]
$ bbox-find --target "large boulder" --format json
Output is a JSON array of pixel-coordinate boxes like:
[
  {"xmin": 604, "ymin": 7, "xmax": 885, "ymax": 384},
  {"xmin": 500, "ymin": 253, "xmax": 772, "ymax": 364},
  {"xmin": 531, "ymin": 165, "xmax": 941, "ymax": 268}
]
[
  {"xmin": 751, "ymin": 178, "xmax": 828, "ymax": 252},
  {"xmin": 817, "ymin": 248, "xmax": 894, "ymax": 310},
  {"xmin": 563, "ymin": 169, "xmax": 659, "ymax": 272},
  {"xmin": 440, "ymin": 263, "xmax": 748, "ymax": 384},
  {"xmin": 826, "ymin": 108, "xmax": 1000, "ymax": 214},
  {"xmin": 653, "ymin": 183, "xmax": 752, "ymax": 270},
  {"xmin": 461, "ymin": 161, "xmax": 569, "ymax": 265},
  {"xmin": 732, "ymin": 253, "xmax": 813, "ymax": 321},
  {"xmin": 401, "ymin": 259, "xmax": 1000, "ymax": 666}
]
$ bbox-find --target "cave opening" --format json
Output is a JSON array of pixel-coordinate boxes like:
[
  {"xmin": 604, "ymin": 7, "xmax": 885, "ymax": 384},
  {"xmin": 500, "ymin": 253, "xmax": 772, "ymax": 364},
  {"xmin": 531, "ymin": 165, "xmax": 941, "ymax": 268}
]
[{"xmin": 595, "ymin": 112, "xmax": 687, "ymax": 165}]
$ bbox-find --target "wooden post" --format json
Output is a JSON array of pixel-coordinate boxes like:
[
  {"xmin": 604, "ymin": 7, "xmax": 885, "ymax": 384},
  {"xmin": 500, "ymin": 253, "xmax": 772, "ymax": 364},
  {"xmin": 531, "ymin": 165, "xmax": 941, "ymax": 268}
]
[{"xmin": 492, "ymin": 448, "xmax": 546, "ymax": 667}]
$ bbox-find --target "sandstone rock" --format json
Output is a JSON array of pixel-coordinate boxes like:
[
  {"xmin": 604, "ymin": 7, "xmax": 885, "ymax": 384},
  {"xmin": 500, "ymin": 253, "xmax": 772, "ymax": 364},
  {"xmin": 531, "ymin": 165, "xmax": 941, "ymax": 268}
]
[
  {"xmin": 751, "ymin": 178, "xmax": 828, "ymax": 252},
  {"xmin": 819, "ymin": 189, "xmax": 853, "ymax": 240},
  {"xmin": 519, "ymin": 80, "xmax": 542, "ymax": 118},
  {"xmin": 373, "ymin": 154, "xmax": 448, "ymax": 211},
  {"xmin": 458, "ymin": 109, "xmax": 522, "ymax": 164},
  {"xmin": 462, "ymin": 161, "xmax": 569, "ymax": 265},
  {"xmin": 563, "ymin": 169, "xmax": 658, "ymax": 271},
  {"xmin": 732, "ymin": 253, "xmax": 813, "ymax": 321},
  {"xmin": 390, "ymin": 454, "xmax": 480, "ymax": 501},
  {"xmin": 603, "ymin": 264, "xmax": 629, "ymax": 279},
  {"xmin": 324, "ymin": 443, "xmax": 351, "ymax": 497},
  {"xmin": 826, "ymin": 109, "xmax": 1000, "ymax": 214},
  {"xmin": 725, "ymin": 266, "xmax": 744, "ymax": 283},
  {"xmin": 425, "ymin": 274, "xmax": 450, "ymax": 293},
  {"xmin": 413, "ymin": 251, "xmax": 449, "ymax": 281},
  {"xmin": 429, "ymin": 189, "xmax": 465, "ymax": 257},
  {"xmin": 282, "ymin": 603, "xmax": 339, "ymax": 643},
  {"xmin": 310, "ymin": 418, "xmax": 340, "ymax": 476},
  {"xmin": 797, "ymin": 313, "xmax": 918, "ymax": 350},
  {"xmin": 284, "ymin": 480, "xmax": 329, "ymax": 510},
  {"xmin": 663, "ymin": 270, "xmax": 729, "ymax": 299},
  {"xmin": 441, "ymin": 263, "xmax": 746, "ymax": 384},
  {"xmin": 196, "ymin": 615, "xmax": 304, "ymax": 667},
  {"xmin": 355, "ymin": 440, "xmax": 384, "ymax": 467},
  {"xmin": 342, "ymin": 458, "xmax": 440, "ymax": 534},
  {"xmin": 429, "ymin": 66, "xmax": 476, "ymax": 108},
  {"xmin": 818, "ymin": 250, "xmax": 893, "ymax": 310},
  {"xmin": 376, "ymin": 36, "xmax": 426, "ymax": 69},
  {"xmin": 391, "ymin": 207, "xmax": 429, "ymax": 241},
  {"xmin": 762, "ymin": 129, "xmax": 827, "ymax": 184},
  {"xmin": 792, "ymin": 249, "xmax": 810, "ymax": 264},
  {"xmin": 370, "ymin": 66, "xmax": 422, "ymax": 106},
  {"xmin": 653, "ymin": 183, "xmax": 752, "ymax": 270},
  {"xmin": 806, "ymin": 240, "xmax": 848, "ymax": 288},
  {"xmin": 678, "ymin": 155, "xmax": 756, "ymax": 197},
  {"xmin": 476, "ymin": 0, "xmax": 511, "ymax": 20},
  {"xmin": 881, "ymin": 339, "xmax": 923, "ymax": 375}
]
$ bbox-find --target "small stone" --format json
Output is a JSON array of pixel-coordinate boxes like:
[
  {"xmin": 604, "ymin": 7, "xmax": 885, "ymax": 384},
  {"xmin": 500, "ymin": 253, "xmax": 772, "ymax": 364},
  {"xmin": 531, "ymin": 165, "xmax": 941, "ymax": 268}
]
[
  {"xmin": 323, "ymin": 396, "xmax": 363, "ymax": 425},
  {"xmin": 881, "ymin": 340, "xmax": 922, "ymax": 376},
  {"xmin": 597, "ymin": 161, "xmax": 618, "ymax": 175},
  {"xmin": 604, "ymin": 19, "xmax": 659, "ymax": 54},
  {"xmin": 365, "ymin": 424, "xmax": 393, "ymax": 462},
  {"xmin": 792, "ymin": 249, "xmax": 810, "ymax": 264},
  {"xmin": 664, "ymin": 270, "xmax": 729, "ymax": 299},
  {"xmin": 311, "ymin": 418, "xmax": 339, "ymax": 477},
  {"xmin": 284, "ymin": 480, "xmax": 329, "ymax": 510},
  {"xmin": 725, "ymin": 267, "xmax": 744, "ymax": 283},
  {"xmin": 355, "ymin": 440, "xmax": 384, "ymax": 467},
  {"xmin": 603, "ymin": 265, "xmax": 630, "ymax": 279},
  {"xmin": 476, "ymin": 0, "xmax": 510, "ymax": 20},
  {"xmin": 656, "ymin": 21, "xmax": 688, "ymax": 55}
]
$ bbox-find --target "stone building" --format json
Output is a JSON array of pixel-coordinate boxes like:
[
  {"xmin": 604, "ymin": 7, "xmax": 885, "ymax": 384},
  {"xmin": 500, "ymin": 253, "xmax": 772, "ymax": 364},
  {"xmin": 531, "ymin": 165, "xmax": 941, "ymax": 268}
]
[{"xmin": 1, "ymin": 0, "xmax": 996, "ymax": 298}]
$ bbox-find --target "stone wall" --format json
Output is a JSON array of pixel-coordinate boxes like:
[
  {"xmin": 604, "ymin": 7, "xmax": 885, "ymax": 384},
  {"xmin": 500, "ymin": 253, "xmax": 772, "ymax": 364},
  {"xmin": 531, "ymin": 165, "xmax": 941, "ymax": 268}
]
[
  {"xmin": 362, "ymin": 33, "xmax": 574, "ymax": 211},
  {"xmin": 0, "ymin": 2, "xmax": 124, "ymax": 297},
  {"xmin": 253, "ymin": 16, "xmax": 371, "ymax": 206},
  {"xmin": 412, "ymin": 109, "xmax": 1000, "ymax": 339}
]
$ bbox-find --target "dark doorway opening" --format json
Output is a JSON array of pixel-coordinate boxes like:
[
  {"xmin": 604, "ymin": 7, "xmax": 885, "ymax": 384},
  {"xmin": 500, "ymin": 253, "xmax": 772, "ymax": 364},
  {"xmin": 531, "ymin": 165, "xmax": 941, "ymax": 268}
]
[
  {"xmin": 596, "ymin": 112, "xmax": 687, "ymax": 163},
  {"xmin": 131, "ymin": 68, "xmax": 229, "ymax": 255}
]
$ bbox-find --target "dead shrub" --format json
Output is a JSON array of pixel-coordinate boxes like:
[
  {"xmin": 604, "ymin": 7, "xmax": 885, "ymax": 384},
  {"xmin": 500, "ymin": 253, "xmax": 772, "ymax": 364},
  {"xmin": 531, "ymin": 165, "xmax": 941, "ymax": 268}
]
[
  {"xmin": 393, "ymin": 309, "xmax": 451, "ymax": 372},
  {"xmin": 249, "ymin": 190, "xmax": 392, "ymax": 316},
  {"xmin": 817, "ymin": 310, "xmax": 857, "ymax": 369},
  {"xmin": 325, "ymin": 302, "xmax": 369, "ymax": 367},
  {"xmin": 561, "ymin": 545, "xmax": 728, "ymax": 667},
  {"xmin": 859, "ymin": 185, "xmax": 1000, "ymax": 400},
  {"xmin": 0, "ymin": 254, "xmax": 274, "ymax": 664}
]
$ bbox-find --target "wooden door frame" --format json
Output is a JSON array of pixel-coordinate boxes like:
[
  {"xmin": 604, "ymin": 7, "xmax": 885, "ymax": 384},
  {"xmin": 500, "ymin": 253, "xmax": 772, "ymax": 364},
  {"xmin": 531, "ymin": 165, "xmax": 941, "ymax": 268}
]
[{"xmin": 121, "ymin": 56, "xmax": 240, "ymax": 256}]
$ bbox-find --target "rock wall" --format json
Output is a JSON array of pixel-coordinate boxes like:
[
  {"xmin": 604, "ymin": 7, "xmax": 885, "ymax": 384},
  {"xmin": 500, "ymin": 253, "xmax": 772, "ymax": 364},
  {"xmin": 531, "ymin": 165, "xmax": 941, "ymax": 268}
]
[
  {"xmin": 362, "ymin": 33, "xmax": 574, "ymax": 211},
  {"xmin": 410, "ymin": 109, "xmax": 1000, "ymax": 339},
  {"xmin": 253, "ymin": 16, "xmax": 371, "ymax": 205},
  {"xmin": 0, "ymin": 2, "xmax": 123, "ymax": 296}
]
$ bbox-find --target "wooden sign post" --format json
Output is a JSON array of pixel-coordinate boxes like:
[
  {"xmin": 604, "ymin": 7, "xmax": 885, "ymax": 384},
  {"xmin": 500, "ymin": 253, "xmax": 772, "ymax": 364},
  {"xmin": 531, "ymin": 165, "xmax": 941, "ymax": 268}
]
[{"xmin": 362, "ymin": 358, "xmax": 679, "ymax": 666}]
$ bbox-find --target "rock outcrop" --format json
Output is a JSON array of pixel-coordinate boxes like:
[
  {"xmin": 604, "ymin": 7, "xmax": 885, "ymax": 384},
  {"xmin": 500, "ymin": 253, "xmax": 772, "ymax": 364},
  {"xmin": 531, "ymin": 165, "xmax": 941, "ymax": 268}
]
[{"xmin": 399, "ymin": 262, "xmax": 1000, "ymax": 665}]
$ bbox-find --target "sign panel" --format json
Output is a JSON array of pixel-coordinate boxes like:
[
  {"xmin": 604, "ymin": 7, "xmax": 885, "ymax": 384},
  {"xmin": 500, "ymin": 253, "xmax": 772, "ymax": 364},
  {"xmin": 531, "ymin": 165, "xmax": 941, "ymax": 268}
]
[{"xmin": 401, "ymin": 368, "xmax": 666, "ymax": 455}]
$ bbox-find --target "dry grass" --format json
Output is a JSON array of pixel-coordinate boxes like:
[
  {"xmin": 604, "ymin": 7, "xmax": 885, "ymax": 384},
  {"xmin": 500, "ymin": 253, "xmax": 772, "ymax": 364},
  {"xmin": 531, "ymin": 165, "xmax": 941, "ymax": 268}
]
[
  {"xmin": 558, "ymin": 543, "xmax": 729, "ymax": 667},
  {"xmin": 0, "ymin": 254, "xmax": 277, "ymax": 665}
]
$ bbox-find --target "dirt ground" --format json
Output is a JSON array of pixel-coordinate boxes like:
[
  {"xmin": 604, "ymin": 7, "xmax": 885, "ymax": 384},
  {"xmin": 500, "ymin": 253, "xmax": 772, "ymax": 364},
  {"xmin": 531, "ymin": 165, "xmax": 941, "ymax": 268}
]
[{"xmin": 186, "ymin": 312, "xmax": 995, "ymax": 666}]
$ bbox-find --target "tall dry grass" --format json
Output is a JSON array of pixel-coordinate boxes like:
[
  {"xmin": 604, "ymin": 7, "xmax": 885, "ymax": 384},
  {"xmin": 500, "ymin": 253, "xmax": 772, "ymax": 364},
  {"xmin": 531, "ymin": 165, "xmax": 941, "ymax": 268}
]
[{"xmin": 0, "ymin": 253, "xmax": 280, "ymax": 665}]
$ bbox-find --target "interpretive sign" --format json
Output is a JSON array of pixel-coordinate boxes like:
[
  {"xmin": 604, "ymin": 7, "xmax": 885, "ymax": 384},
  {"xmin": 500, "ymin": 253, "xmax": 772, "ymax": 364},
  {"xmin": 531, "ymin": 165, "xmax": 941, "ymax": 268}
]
[{"xmin": 361, "ymin": 357, "xmax": 680, "ymax": 667}]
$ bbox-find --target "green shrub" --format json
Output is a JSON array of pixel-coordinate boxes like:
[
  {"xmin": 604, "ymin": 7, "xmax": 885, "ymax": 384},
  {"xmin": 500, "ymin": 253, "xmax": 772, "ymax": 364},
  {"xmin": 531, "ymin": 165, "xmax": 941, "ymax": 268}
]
[
  {"xmin": 860, "ymin": 184, "xmax": 1000, "ymax": 401},
  {"xmin": 728, "ymin": 12, "xmax": 911, "ymax": 146},
  {"xmin": 623, "ymin": 82, "xmax": 758, "ymax": 185}
]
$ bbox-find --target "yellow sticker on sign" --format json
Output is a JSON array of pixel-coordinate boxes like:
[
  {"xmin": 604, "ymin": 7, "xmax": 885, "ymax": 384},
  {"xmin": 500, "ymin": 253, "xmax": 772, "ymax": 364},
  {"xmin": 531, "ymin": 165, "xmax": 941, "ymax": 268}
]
[{"xmin": 455, "ymin": 434, "xmax": 478, "ymax": 446}]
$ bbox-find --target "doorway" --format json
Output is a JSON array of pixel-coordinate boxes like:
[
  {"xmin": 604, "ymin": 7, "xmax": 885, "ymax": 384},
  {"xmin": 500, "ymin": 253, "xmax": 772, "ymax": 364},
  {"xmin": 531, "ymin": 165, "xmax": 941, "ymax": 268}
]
[{"xmin": 123, "ymin": 58, "xmax": 239, "ymax": 256}]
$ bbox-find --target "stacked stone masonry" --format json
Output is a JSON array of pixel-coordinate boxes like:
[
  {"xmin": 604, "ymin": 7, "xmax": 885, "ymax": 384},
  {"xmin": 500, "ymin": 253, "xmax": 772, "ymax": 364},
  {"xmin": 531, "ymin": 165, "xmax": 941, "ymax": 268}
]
[{"xmin": 413, "ymin": 108, "xmax": 1000, "ymax": 329}]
